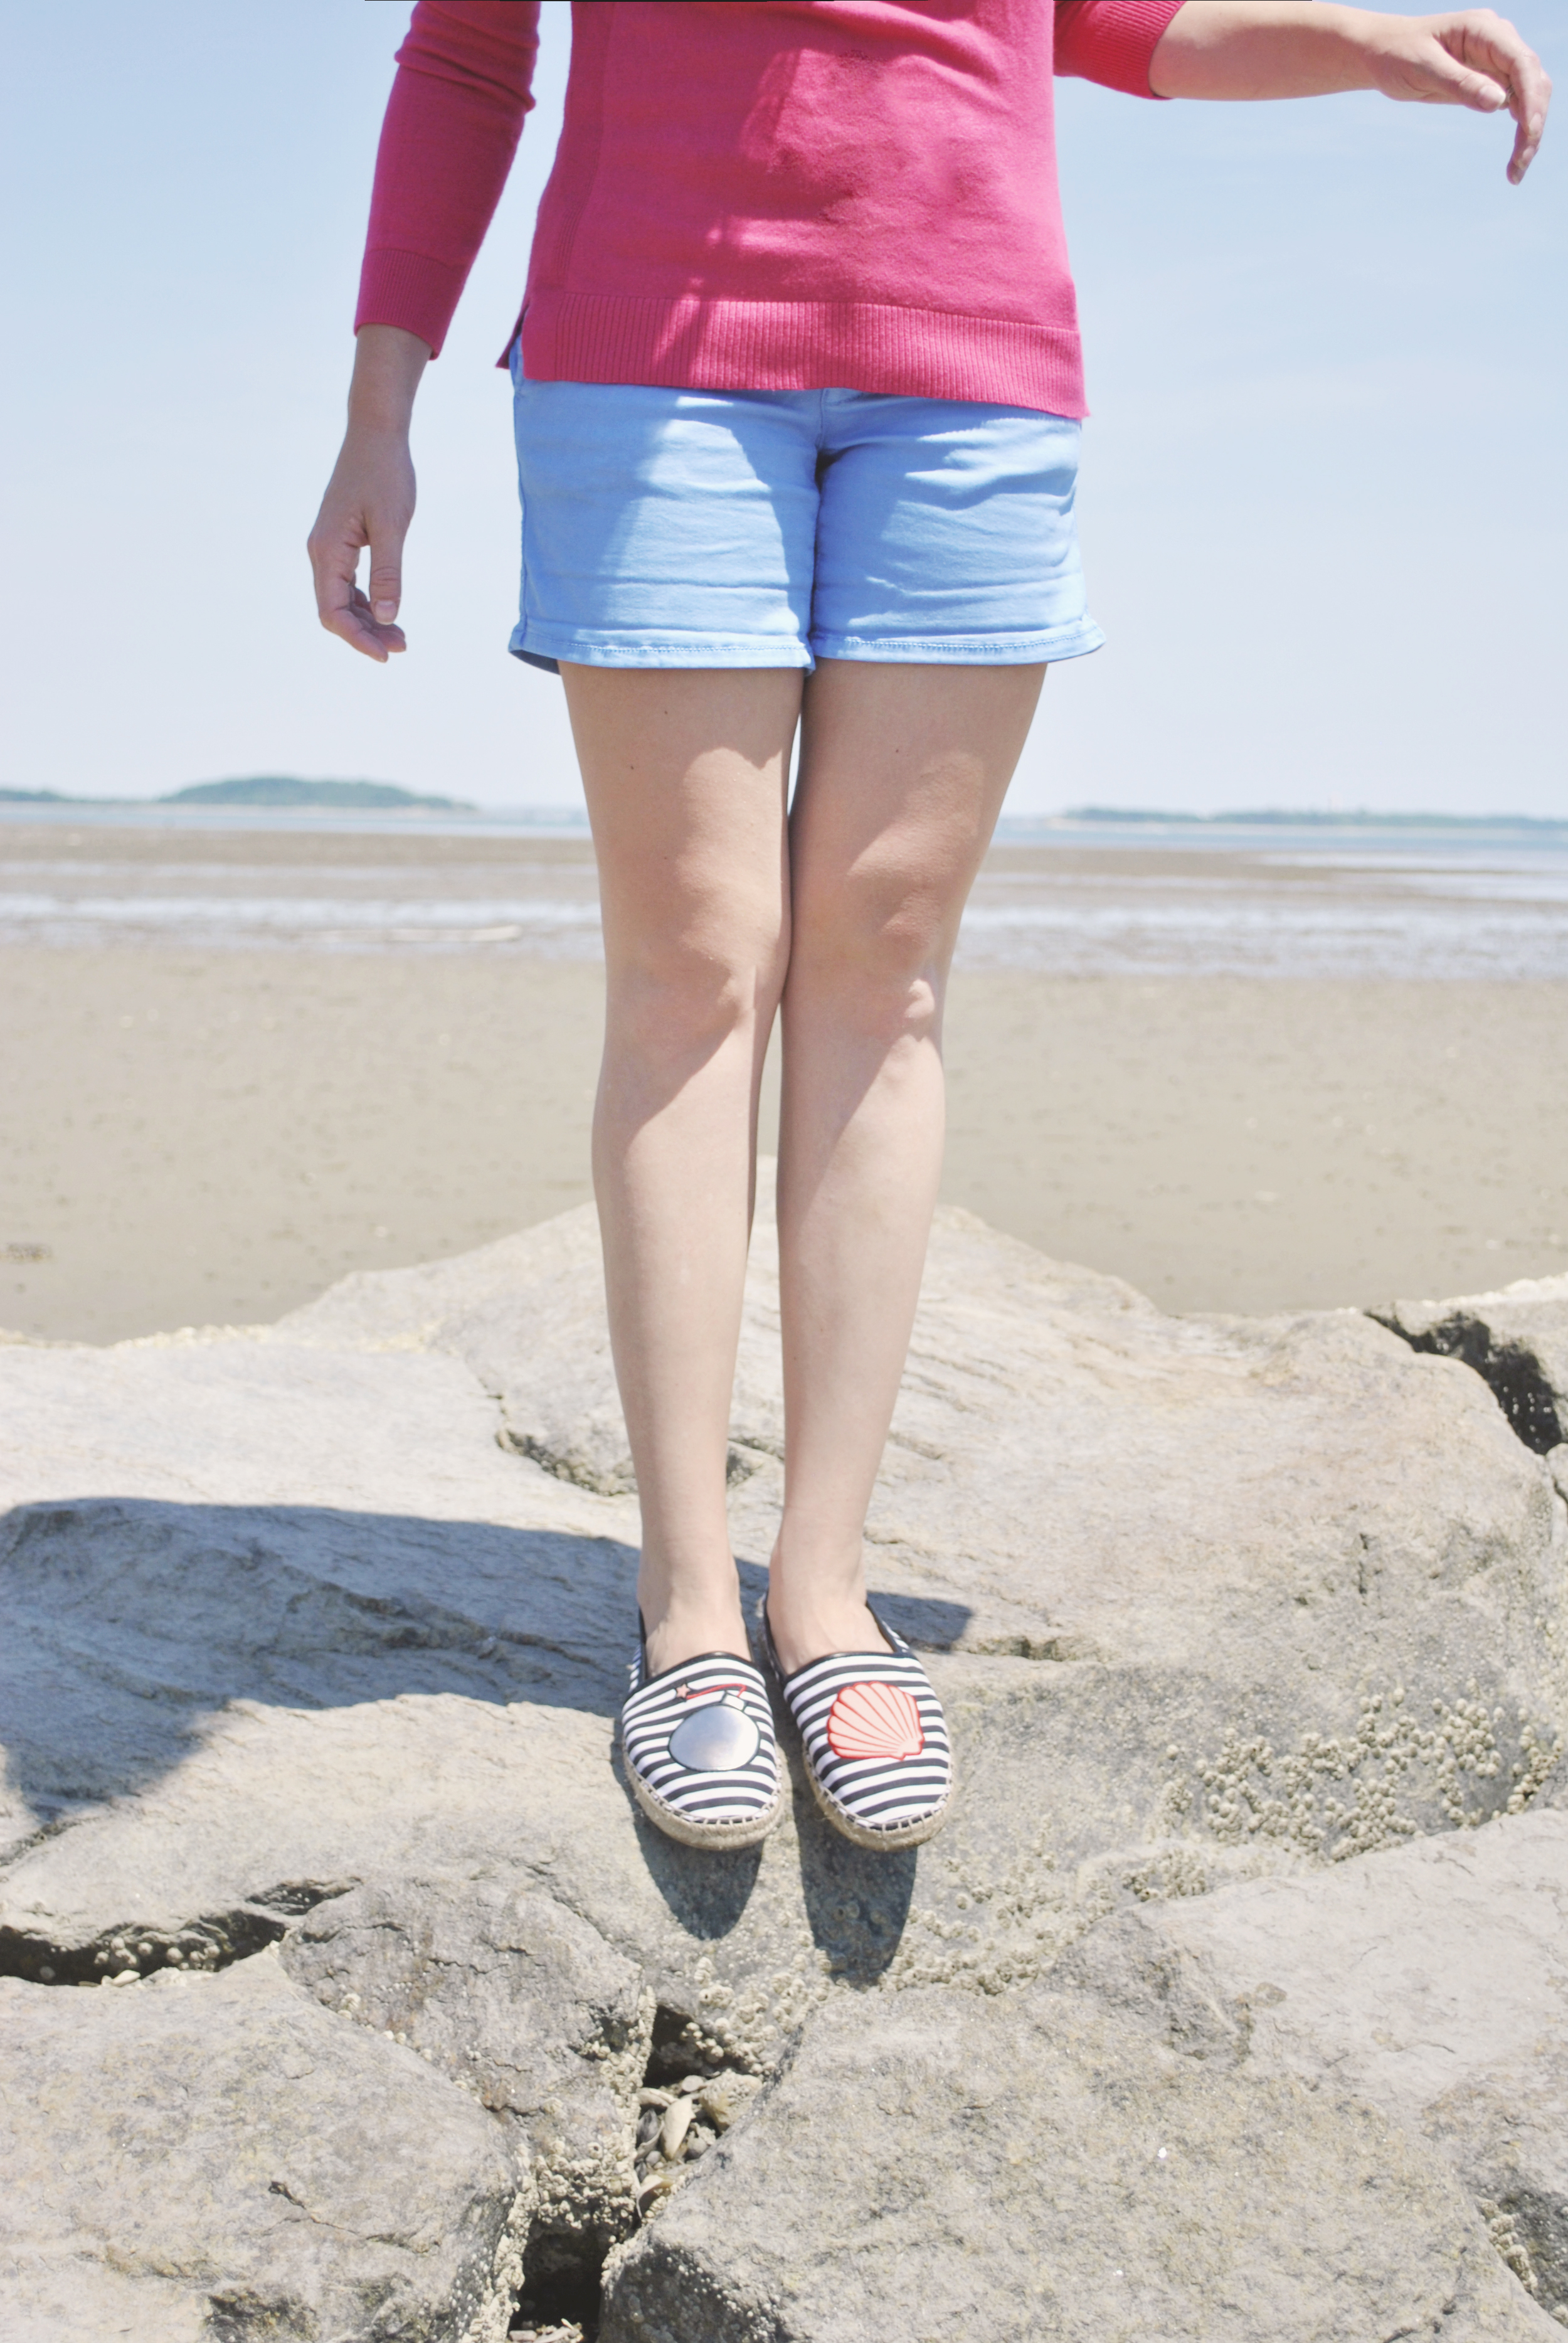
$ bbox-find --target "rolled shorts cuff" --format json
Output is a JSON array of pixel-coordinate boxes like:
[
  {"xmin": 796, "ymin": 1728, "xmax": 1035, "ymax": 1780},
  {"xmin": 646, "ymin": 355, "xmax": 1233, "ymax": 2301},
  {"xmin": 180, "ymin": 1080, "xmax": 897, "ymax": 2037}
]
[
  {"xmin": 508, "ymin": 624, "xmax": 815, "ymax": 676},
  {"xmin": 808, "ymin": 619, "xmax": 1106, "ymax": 665},
  {"xmin": 509, "ymin": 618, "xmax": 1104, "ymax": 676}
]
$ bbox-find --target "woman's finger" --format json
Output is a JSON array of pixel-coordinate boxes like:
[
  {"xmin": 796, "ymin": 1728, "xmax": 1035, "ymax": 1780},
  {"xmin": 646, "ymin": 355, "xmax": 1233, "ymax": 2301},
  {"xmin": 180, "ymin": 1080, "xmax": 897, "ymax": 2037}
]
[
  {"xmin": 1480, "ymin": 30, "xmax": 1554, "ymax": 181},
  {"xmin": 311, "ymin": 557, "xmax": 389, "ymax": 663},
  {"xmin": 307, "ymin": 504, "xmax": 407, "ymax": 662},
  {"xmin": 341, "ymin": 583, "xmax": 407, "ymax": 659},
  {"xmin": 1439, "ymin": 12, "xmax": 1552, "ymax": 180},
  {"xmin": 367, "ymin": 529, "xmax": 405, "ymax": 630}
]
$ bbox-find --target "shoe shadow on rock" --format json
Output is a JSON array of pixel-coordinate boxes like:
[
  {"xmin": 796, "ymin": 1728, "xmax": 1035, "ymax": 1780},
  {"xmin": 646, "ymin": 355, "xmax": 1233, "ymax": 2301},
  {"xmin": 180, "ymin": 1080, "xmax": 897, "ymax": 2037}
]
[
  {"xmin": 612, "ymin": 1756, "xmax": 767, "ymax": 1940},
  {"xmin": 783, "ymin": 1728, "xmax": 921, "ymax": 1984},
  {"xmin": 607, "ymin": 1718, "xmax": 919, "ymax": 1970}
]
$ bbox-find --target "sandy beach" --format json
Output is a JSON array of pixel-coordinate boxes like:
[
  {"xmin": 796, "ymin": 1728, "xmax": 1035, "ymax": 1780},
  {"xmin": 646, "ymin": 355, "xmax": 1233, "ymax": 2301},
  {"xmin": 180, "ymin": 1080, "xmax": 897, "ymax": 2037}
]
[{"xmin": 4, "ymin": 820, "xmax": 1567, "ymax": 1342}]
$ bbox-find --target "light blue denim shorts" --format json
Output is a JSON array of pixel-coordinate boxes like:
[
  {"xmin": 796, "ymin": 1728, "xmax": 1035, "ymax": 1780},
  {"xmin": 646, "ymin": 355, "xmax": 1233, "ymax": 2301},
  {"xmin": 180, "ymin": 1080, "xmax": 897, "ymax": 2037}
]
[{"xmin": 507, "ymin": 354, "xmax": 1104, "ymax": 675}]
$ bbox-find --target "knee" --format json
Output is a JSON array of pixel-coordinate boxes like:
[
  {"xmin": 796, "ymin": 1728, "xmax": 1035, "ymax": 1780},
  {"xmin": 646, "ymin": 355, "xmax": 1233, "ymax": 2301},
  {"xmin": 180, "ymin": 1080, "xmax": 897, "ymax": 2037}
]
[
  {"xmin": 788, "ymin": 863, "xmax": 950, "ymax": 1041},
  {"xmin": 608, "ymin": 918, "xmax": 788, "ymax": 1061}
]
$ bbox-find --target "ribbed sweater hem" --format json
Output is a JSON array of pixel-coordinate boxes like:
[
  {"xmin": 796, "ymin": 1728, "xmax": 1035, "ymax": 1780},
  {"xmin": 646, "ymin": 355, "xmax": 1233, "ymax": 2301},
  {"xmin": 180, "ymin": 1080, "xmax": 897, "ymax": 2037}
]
[{"xmin": 518, "ymin": 291, "xmax": 1089, "ymax": 418}]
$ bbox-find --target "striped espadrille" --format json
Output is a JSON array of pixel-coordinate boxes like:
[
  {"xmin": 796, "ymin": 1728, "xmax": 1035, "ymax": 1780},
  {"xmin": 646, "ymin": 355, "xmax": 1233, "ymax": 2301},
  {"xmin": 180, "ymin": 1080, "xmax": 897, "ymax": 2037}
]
[
  {"xmin": 619, "ymin": 1625, "xmax": 783, "ymax": 1851},
  {"xmin": 761, "ymin": 1602, "xmax": 953, "ymax": 1849}
]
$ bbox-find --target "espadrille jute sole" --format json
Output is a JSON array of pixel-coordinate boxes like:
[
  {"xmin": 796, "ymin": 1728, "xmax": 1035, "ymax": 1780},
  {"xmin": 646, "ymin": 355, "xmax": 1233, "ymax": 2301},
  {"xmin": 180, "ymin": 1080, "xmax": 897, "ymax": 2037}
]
[
  {"xmin": 802, "ymin": 1750, "xmax": 953, "ymax": 1849},
  {"xmin": 624, "ymin": 1746, "xmax": 785, "ymax": 1851}
]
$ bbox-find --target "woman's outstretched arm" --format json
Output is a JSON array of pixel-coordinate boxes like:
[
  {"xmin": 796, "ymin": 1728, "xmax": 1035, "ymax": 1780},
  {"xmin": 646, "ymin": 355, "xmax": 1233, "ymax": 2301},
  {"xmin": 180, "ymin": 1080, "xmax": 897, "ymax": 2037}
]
[
  {"xmin": 1150, "ymin": 4, "xmax": 1550, "ymax": 183},
  {"xmin": 307, "ymin": 324, "xmax": 429, "ymax": 664},
  {"xmin": 309, "ymin": 4, "xmax": 540, "ymax": 662}
]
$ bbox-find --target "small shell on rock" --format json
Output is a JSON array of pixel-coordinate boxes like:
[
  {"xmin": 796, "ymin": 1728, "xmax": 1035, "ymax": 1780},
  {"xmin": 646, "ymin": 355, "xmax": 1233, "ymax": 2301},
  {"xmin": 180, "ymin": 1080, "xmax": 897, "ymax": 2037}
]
[
  {"xmin": 660, "ymin": 2097, "xmax": 694, "ymax": 2159},
  {"xmin": 678, "ymin": 2073, "xmax": 706, "ymax": 2095},
  {"xmin": 635, "ymin": 2107, "xmax": 662, "ymax": 2148},
  {"xmin": 637, "ymin": 2086, "xmax": 673, "ymax": 2110},
  {"xmin": 637, "ymin": 2167, "xmax": 675, "ymax": 2209},
  {"xmin": 697, "ymin": 2072, "xmax": 763, "ymax": 2133}
]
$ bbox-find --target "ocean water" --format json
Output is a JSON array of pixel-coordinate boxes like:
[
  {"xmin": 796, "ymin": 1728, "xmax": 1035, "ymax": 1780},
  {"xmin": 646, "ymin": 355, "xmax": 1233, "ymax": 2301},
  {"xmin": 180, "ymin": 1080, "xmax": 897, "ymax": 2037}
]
[
  {"xmin": 2, "ymin": 807, "xmax": 1565, "ymax": 979},
  {"xmin": 961, "ymin": 835, "xmax": 1568, "ymax": 979}
]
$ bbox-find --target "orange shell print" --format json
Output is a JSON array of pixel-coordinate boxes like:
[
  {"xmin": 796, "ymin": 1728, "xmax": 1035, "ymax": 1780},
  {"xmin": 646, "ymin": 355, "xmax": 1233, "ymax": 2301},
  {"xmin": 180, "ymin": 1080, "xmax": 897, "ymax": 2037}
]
[{"xmin": 825, "ymin": 1679, "xmax": 924, "ymax": 1763}]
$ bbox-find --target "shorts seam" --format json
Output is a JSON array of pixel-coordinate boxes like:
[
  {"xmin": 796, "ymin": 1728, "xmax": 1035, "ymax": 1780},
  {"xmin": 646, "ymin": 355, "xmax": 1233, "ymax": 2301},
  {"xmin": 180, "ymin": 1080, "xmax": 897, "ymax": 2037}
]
[
  {"xmin": 810, "ymin": 624, "xmax": 1104, "ymax": 661},
  {"xmin": 513, "ymin": 627, "xmax": 815, "ymax": 671}
]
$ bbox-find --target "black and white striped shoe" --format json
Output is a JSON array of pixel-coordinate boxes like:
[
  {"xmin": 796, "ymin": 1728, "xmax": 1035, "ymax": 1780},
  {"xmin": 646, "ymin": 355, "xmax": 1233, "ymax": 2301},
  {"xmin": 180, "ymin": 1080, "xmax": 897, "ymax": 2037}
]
[
  {"xmin": 760, "ymin": 1602, "xmax": 953, "ymax": 1849},
  {"xmin": 619, "ymin": 1624, "xmax": 784, "ymax": 1851}
]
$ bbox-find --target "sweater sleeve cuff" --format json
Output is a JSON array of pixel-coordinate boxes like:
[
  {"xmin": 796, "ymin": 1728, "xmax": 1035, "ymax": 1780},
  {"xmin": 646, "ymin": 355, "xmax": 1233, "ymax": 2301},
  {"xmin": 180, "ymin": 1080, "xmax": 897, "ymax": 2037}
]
[
  {"xmin": 354, "ymin": 247, "xmax": 469, "ymax": 359},
  {"xmin": 1055, "ymin": 1, "xmax": 1189, "ymax": 99}
]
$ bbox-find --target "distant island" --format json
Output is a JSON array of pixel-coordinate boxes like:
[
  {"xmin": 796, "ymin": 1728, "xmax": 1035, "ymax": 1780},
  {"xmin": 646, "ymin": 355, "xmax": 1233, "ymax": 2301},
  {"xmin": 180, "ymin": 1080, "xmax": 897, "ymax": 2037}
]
[
  {"xmin": 0, "ymin": 778, "xmax": 474, "ymax": 813},
  {"xmin": 165, "ymin": 778, "xmax": 473, "ymax": 811}
]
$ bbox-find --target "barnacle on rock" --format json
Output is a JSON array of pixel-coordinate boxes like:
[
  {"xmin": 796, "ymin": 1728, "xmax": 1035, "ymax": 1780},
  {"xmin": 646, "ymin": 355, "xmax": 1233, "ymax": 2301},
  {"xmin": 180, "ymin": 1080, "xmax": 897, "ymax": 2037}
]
[
  {"xmin": 1122, "ymin": 1850, "xmax": 1209, "ymax": 1904},
  {"xmin": 1488, "ymin": 2208, "xmax": 1542, "ymax": 2298},
  {"xmin": 1171, "ymin": 1684, "xmax": 1551, "ymax": 1866}
]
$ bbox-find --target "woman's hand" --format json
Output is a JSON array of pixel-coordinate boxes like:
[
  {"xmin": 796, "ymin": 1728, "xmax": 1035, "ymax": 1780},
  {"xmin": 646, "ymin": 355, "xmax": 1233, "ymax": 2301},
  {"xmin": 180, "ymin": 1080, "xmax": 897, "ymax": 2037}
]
[
  {"xmin": 1151, "ymin": 6, "xmax": 1550, "ymax": 185},
  {"xmin": 1362, "ymin": 11, "xmax": 1551, "ymax": 182},
  {"xmin": 307, "ymin": 324, "xmax": 430, "ymax": 662}
]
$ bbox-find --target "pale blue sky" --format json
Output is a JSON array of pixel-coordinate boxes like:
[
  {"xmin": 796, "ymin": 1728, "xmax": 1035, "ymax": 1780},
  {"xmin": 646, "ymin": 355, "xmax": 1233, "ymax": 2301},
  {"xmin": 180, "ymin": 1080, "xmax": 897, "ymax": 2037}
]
[{"xmin": 3, "ymin": 0, "xmax": 1563, "ymax": 814}]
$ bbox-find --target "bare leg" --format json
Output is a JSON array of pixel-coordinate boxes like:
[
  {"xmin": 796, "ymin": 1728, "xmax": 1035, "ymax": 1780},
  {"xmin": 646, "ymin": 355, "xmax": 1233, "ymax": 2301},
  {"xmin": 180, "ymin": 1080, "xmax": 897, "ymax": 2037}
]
[
  {"xmin": 766, "ymin": 659, "xmax": 1046, "ymax": 1674},
  {"xmin": 560, "ymin": 665, "xmax": 800, "ymax": 1676}
]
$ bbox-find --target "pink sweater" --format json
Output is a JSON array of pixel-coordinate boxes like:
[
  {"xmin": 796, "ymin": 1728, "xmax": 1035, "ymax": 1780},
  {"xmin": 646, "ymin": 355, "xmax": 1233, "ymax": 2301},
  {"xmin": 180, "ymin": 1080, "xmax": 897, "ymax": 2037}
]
[{"xmin": 357, "ymin": 1, "xmax": 1184, "ymax": 419}]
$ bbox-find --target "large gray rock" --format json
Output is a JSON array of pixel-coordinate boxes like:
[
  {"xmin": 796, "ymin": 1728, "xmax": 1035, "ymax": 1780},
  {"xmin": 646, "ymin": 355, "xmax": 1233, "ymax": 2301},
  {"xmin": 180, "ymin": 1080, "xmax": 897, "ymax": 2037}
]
[
  {"xmin": 1380, "ymin": 1272, "xmax": 1568, "ymax": 1455},
  {"xmin": 0, "ymin": 1949, "xmax": 526, "ymax": 2342},
  {"xmin": 3, "ymin": 1194, "xmax": 1568, "ymax": 2335},
  {"xmin": 1067, "ymin": 1808, "xmax": 1568, "ymax": 2324},
  {"xmin": 3, "ymin": 1192, "xmax": 1563, "ymax": 2050},
  {"xmin": 600, "ymin": 1978, "xmax": 1556, "ymax": 2343},
  {"xmin": 281, "ymin": 1877, "xmax": 652, "ymax": 2268}
]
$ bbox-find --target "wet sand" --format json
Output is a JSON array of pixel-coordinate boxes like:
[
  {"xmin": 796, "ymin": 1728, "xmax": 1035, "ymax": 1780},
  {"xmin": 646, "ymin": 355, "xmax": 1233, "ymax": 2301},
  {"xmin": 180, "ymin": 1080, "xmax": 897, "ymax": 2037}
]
[{"xmin": 5, "ymin": 940, "xmax": 1567, "ymax": 1343}]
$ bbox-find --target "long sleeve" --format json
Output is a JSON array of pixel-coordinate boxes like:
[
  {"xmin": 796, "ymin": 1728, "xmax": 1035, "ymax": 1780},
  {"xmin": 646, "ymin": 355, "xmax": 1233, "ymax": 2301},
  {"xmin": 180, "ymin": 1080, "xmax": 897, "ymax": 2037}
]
[
  {"xmin": 1054, "ymin": 0, "xmax": 1186, "ymax": 98},
  {"xmin": 355, "ymin": 1, "xmax": 541, "ymax": 358}
]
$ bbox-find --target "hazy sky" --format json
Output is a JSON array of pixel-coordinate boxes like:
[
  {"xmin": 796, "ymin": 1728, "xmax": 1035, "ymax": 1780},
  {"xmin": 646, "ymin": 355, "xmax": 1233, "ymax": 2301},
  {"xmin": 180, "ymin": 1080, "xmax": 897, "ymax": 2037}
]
[{"xmin": 4, "ymin": 1, "xmax": 1563, "ymax": 814}]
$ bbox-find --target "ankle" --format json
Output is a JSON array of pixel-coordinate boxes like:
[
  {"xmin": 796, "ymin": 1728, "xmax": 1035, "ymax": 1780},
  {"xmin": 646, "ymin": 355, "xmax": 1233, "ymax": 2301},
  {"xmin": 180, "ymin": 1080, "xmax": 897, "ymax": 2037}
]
[
  {"xmin": 639, "ymin": 1577, "xmax": 750, "ymax": 1677},
  {"xmin": 763, "ymin": 1565, "xmax": 888, "ymax": 1679}
]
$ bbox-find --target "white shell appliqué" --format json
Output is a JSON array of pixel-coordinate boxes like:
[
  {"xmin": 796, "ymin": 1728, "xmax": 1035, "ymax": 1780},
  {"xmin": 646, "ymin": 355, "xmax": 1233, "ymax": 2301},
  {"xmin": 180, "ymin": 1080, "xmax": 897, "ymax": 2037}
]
[{"xmin": 668, "ymin": 1689, "xmax": 761, "ymax": 1773}]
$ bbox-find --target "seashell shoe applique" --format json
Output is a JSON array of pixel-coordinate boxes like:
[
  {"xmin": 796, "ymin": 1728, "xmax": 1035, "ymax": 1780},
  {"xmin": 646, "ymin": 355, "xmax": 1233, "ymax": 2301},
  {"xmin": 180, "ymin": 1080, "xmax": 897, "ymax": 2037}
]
[
  {"xmin": 760, "ymin": 1601, "xmax": 953, "ymax": 1849},
  {"xmin": 619, "ymin": 1620, "xmax": 784, "ymax": 1851}
]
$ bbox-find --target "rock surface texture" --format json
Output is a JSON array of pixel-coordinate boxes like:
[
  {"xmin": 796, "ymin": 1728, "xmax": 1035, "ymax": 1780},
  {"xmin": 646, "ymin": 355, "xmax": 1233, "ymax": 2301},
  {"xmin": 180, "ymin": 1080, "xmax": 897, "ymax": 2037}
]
[
  {"xmin": 1066, "ymin": 1810, "xmax": 1568, "ymax": 2322},
  {"xmin": 0, "ymin": 1950, "xmax": 524, "ymax": 2343},
  {"xmin": 603, "ymin": 1982, "xmax": 1552, "ymax": 2343},
  {"xmin": 3, "ymin": 1189, "xmax": 1567, "ymax": 2339}
]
